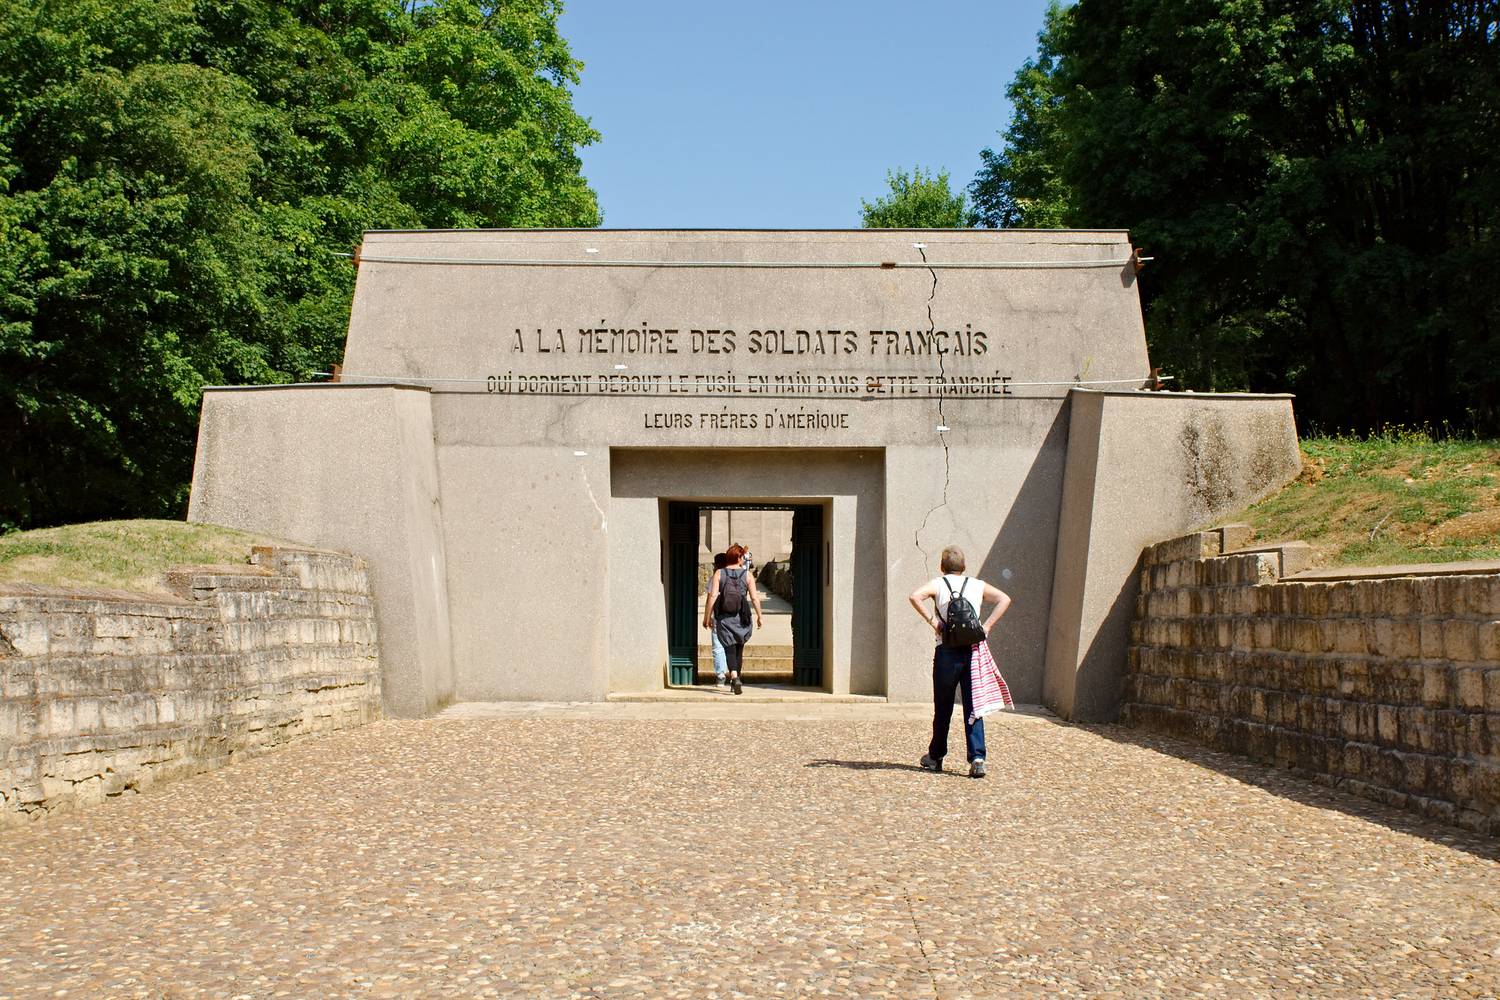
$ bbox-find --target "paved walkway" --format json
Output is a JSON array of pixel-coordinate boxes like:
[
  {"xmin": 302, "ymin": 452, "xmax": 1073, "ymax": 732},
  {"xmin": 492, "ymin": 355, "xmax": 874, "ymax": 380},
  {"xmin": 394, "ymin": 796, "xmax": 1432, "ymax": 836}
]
[{"xmin": 2, "ymin": 706, "xmax": 1497, "ymax": 999}]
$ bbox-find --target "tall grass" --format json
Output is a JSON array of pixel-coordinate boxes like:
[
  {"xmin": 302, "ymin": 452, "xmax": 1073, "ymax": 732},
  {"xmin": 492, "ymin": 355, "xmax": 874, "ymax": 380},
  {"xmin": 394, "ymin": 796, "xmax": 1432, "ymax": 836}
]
[{"xmin": 1244, "ymin": 429, "xmax": 1500, "ymax": 567}]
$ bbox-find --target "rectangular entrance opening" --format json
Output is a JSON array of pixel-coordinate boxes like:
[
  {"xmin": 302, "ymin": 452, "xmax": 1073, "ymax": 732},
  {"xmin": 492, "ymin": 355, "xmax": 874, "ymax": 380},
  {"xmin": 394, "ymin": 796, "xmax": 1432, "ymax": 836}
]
[
  {"xmin": 609, "ymin": 447, "xmax": 885, "ymax": 698},
  {"xmin": 665, "ymin": 500, "xmax": 827, "ymax": 691}
]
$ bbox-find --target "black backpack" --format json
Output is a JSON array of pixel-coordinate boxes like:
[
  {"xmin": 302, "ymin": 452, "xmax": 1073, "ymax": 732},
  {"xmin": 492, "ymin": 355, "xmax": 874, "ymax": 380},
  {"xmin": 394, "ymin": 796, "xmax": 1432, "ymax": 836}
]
[
  {"xmin": 941, "ymin": 577, "xmax": 986, "ymax": 648},
  {"xmin": 718, "ymin": 568, "xmax": 748, "ymax": 616}
]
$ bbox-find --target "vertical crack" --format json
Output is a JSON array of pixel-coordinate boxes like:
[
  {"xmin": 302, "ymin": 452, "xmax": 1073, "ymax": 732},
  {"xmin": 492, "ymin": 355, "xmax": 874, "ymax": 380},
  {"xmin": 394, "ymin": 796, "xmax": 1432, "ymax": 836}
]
[
  {"xmin": 579, "ymin": 464, "xmax": 607, "ymax": 532},
  {"xmin": 902, "ymin": 884, "xmax": 944, "ymax": 999},
  {"xmin": 913, "ymin": 244, "xmax": 951, "ymax": 572}
]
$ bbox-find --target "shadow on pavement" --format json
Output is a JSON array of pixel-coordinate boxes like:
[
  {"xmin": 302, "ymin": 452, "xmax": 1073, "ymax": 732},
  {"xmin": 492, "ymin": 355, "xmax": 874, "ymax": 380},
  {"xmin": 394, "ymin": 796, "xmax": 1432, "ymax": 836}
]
[
  {"xmin": 1059, "ymin": 718, "xmax": 1500, "ymax": 863},
  {"xmin": 805, "ymin": 759, "xmax": 936, "ymax": 774}
]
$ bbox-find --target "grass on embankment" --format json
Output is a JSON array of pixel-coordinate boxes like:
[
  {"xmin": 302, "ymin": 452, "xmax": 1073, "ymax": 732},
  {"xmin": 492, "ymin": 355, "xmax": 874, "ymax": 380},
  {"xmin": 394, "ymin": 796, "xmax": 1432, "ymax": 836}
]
[
  {"xmin": 1240, "ymin": 430, "xmax": 1500, "ymax": 568},
  {"xmin": 0, "ymin": 520, "xmax": 292, "ymax": 595}
]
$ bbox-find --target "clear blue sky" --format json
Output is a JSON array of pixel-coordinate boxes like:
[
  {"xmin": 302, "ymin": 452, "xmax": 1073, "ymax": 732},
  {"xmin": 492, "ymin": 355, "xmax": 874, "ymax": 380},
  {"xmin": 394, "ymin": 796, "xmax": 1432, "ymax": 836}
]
[{"xmin": 559, "ymin": 1, "xmax": 1053, "ymax": 229}]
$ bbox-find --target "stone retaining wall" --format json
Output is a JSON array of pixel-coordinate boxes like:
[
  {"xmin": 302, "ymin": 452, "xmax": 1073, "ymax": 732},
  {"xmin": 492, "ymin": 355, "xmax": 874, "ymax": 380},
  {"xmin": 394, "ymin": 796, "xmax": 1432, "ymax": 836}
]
[
  {"xmin": 757, "ymin": 560, "xmax": 794, "ymax": 602},
  {"xmin": 1124, "ymin": 527, "xmax": 1500, "ymax": 835},
  {"xmin": 0, "ymin": 547, "xmax": 381, "ymax": 825}
]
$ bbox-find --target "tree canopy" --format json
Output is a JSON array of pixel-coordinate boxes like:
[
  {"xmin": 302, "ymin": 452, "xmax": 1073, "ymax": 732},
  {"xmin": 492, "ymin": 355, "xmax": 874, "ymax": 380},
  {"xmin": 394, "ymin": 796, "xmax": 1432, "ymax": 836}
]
[
  {"xmin": 0, "ymin": 0, "xmax": 600, "ymax": 531},
  {"xmin": 972, "ymin": 0, "xmax": 1499, "ymax": 434},
  {"xmin": 860, "ymin": 167, "xmax": 976, "ymax": 229}
]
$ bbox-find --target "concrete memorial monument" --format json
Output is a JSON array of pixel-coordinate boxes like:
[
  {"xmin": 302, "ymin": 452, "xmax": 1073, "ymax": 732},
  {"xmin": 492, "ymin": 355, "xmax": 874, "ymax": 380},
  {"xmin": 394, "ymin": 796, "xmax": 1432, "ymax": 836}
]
[{"xmin": 189, "ymin": 229, "xmax": 1300, "ymax": 718}]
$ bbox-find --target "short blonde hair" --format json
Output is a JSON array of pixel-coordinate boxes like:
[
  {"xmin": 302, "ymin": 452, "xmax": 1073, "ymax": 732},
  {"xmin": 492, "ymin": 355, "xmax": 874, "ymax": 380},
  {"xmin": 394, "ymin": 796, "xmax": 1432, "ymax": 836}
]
[{"xmin": 940, "ymin": 545, "xmax": 966, "ymax": 574}]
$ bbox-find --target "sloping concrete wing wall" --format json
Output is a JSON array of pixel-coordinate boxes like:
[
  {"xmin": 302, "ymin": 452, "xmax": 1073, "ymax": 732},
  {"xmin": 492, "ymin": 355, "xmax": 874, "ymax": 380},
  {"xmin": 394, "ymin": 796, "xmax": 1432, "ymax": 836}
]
[
  {"xmin": 188, "ymin": 384, "xmax": 455, "ymax": 717},
  {"xmin": 1043, "ymin": 390, "xmax": 1301, "ymax": 720}
]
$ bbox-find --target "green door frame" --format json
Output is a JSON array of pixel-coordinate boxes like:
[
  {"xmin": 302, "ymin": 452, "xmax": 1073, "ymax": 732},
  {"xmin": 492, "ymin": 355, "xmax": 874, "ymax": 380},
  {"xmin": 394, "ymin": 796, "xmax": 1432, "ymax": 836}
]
[
  {"xmin": 664, "ymin": 499, "xmax": 826, "ymax": 688},
  {"xmin": 665, "ymin": 502, "xmax": 700, "ymax": 685}
]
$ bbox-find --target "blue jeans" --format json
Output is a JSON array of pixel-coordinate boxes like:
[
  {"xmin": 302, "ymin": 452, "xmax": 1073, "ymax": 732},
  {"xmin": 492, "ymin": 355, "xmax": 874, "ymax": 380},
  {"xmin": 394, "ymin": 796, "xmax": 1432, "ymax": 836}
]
[
  {"xmin": 710, "ymin": 629, "xmax": 727, "ymax": 679},
  {"xmin": 928, "ymin": 643, "xmax": 986, "ymax": 763}
]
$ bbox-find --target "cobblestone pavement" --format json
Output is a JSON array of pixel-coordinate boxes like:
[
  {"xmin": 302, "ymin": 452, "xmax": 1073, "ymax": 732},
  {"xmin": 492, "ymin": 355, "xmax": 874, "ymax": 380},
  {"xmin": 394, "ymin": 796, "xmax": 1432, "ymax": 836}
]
[{"xmin": 2, "ymin": 706, "xmax": 1498, "ymax": 999}]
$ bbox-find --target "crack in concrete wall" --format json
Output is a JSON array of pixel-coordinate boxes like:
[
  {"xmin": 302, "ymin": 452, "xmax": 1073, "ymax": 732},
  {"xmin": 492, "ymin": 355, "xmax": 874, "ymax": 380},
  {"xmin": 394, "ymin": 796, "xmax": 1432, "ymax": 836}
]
[{"xmin": 912, "ymin": 244, "xmax": 951, "ymax": 573}]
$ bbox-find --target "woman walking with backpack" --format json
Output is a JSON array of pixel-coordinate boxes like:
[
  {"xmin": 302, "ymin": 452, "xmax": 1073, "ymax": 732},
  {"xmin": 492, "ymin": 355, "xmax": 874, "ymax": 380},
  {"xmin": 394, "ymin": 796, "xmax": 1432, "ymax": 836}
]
[
  {"xmin": 704, "ymin": 543, "xmax": 763, "ymax": 695},
  {"xmin": 705, "ymin": 552, "xmax": 731, "ymax": 687}
]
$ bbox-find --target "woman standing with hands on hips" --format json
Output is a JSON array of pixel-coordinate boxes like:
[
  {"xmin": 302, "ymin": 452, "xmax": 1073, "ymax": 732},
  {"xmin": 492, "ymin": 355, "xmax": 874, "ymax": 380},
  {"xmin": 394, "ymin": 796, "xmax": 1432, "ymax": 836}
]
[
  {"xmin": 908, "ymin": 545, "xmax": 1011, "ymax": 778},
  {"xmin": 704, "ymin": 543, "xmax": 763, "ymax": 695}
]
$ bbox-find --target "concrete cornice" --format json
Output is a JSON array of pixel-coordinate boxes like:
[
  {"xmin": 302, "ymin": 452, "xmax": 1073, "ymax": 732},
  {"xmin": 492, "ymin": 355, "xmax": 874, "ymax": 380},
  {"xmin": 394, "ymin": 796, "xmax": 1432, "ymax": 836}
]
[
  {"xmin": 201, "ymin": 383, "xmax": 432, "ymax": 393},
  {"xmin": 362, "ymin": 227, "xmax": 1134, "ymax": 236},
  {"xmin": 1070, "ymin": 388, "xmax": 1298, "ymax": 400}
]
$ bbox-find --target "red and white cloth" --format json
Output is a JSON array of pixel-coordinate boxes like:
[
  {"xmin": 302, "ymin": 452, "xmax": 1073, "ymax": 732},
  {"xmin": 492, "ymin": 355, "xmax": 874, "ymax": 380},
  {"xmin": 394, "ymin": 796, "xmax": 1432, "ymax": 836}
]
[{"xmin": 968, "ymin": 640, "xmax": 1014, "ymax": 723}]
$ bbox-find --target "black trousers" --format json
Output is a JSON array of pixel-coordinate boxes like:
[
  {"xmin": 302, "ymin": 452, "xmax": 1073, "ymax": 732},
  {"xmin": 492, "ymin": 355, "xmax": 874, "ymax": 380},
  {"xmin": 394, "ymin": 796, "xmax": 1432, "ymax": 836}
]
[
  {"xmin": 723, "ymin": 641, "xmax": 744, "ymax": 675},
  {"xmin": 928, "ymin": 643, "xmax": 987, "ymax": 762}
]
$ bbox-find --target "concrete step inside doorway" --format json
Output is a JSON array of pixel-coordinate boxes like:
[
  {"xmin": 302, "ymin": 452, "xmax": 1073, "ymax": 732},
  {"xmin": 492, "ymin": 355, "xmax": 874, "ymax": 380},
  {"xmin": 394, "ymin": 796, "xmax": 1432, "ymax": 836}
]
[
  {"xmin": 695, "ymin": 643, "xmax": 794, "ymax": 684},
  {"xmin": 609, "ymin": 687, "xmax": 884, "ymax": 704}
]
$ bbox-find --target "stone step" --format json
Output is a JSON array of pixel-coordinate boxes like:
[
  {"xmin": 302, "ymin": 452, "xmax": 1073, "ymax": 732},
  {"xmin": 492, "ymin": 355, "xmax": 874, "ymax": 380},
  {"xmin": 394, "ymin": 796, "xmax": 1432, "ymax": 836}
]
[
  {"xmin": 694, "ymin": 670, "xmax": 796, "ymax": 685},
  {"xmin": 697, "ymin": 644, "xmax": 794, "ymax": 658},
  {"xmin": 697, "ymin": 658, "xmax": 794, "ymax": 672},
  {"xmin": 696, "ymin": 644, "xmax": 799, "ymax": 681},
  {"xmin": 609, "ymin": 690, "xmax": 887, "ymax": 704}
]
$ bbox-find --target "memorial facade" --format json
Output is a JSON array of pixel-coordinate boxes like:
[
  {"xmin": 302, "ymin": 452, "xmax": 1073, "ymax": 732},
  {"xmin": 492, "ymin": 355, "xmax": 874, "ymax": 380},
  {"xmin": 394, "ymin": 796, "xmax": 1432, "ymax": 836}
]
[{"xmin": 188, "ymin": 229, "xmax": 1301, "ymax": 719}]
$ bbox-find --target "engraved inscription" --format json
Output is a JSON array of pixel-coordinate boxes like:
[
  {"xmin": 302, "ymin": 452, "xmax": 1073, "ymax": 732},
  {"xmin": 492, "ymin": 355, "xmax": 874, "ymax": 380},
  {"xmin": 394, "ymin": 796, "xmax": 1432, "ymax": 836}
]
[
  {"xmin": 508, "ymin": 324, "xmax": 991, "ymax": 357},
  {"xmin": 484, "ymin": 371, "xmax": 1014, "ymax": 398}
]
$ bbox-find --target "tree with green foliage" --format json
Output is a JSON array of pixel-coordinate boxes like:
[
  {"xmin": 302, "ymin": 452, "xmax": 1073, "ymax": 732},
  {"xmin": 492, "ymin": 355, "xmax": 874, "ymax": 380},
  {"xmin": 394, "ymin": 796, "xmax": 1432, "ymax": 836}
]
[
  {"xmin": 970, "ymin": 4, "xmax": 1071, "ymax": 230},
  {"xmin": 861, "ymin": 167, "xmax": 976, "ymax": 229},
  {"xmin": 0, "ymin": 0, "xmax": 600, "ymax": 531},
  {"xmin": 974, "ymin": 0, "xmax": 1500, "ymax": 434}
]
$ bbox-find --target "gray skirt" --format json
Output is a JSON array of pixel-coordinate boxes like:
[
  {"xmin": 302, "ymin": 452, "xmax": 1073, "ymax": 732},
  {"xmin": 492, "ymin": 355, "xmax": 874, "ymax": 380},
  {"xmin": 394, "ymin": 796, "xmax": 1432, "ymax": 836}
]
[{"xmin": 715, "ymin": 610, "xmax": 753, "ymax": 648}]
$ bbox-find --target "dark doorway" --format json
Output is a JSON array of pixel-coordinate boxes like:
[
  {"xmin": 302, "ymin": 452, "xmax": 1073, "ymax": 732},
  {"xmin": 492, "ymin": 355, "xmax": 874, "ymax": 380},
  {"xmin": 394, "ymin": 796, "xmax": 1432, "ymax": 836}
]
[
  {"xmin": 790, "ymin": 505, "xmax": 824, "ymax": 686},
  {"xmin": 664, "ymin": 500, "xmax": 826, "ymax": 689}
]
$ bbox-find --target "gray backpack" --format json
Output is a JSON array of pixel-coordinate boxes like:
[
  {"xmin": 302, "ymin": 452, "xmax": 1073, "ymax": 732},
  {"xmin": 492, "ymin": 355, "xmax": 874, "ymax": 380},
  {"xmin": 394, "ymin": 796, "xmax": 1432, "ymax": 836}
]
[{"xmin": 718, "ymin": 568, "xmax": 748, "ymax": 616}]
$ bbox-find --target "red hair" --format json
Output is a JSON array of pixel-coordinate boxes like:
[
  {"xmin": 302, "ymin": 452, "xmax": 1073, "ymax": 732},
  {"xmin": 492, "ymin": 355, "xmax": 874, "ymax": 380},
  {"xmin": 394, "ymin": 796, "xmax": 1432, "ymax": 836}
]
[{"xmin": 725, "ymin": 543, "xmax": 747, "ymax": 563}]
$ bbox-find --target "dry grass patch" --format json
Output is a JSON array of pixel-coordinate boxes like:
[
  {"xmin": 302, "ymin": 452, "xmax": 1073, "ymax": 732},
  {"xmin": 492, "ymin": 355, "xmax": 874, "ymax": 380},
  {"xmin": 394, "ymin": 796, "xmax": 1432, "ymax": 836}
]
[
  {"xmin": 0, "ymin": 520, "xmax": 296, "ymax": 595},
  {"xmin": 1239, "ymin": 430, "xmax": 1500, "ymax": 568}
]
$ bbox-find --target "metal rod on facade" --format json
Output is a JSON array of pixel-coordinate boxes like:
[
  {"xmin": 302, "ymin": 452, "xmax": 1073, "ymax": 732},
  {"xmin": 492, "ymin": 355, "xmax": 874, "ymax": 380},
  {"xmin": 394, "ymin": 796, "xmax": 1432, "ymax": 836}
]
[
  {"xmin": 314, "ymin": 372, "xmax": 1170, "ymax": 389},
  {"xmin": 332, "ymin": 252, "xmax": 1135, "ymax": 270}
]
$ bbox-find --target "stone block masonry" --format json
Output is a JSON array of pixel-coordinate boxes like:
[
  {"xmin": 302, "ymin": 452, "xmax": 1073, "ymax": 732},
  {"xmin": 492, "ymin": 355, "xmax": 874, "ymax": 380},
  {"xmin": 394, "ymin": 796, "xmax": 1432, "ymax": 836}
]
[
  {"xmin": 0, "ymin": 547, "xmax": 381, "ymax": 825},
  {"xmin": 1124, "ymin": 527, "xmax": 1500, "ymax": 835}
]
